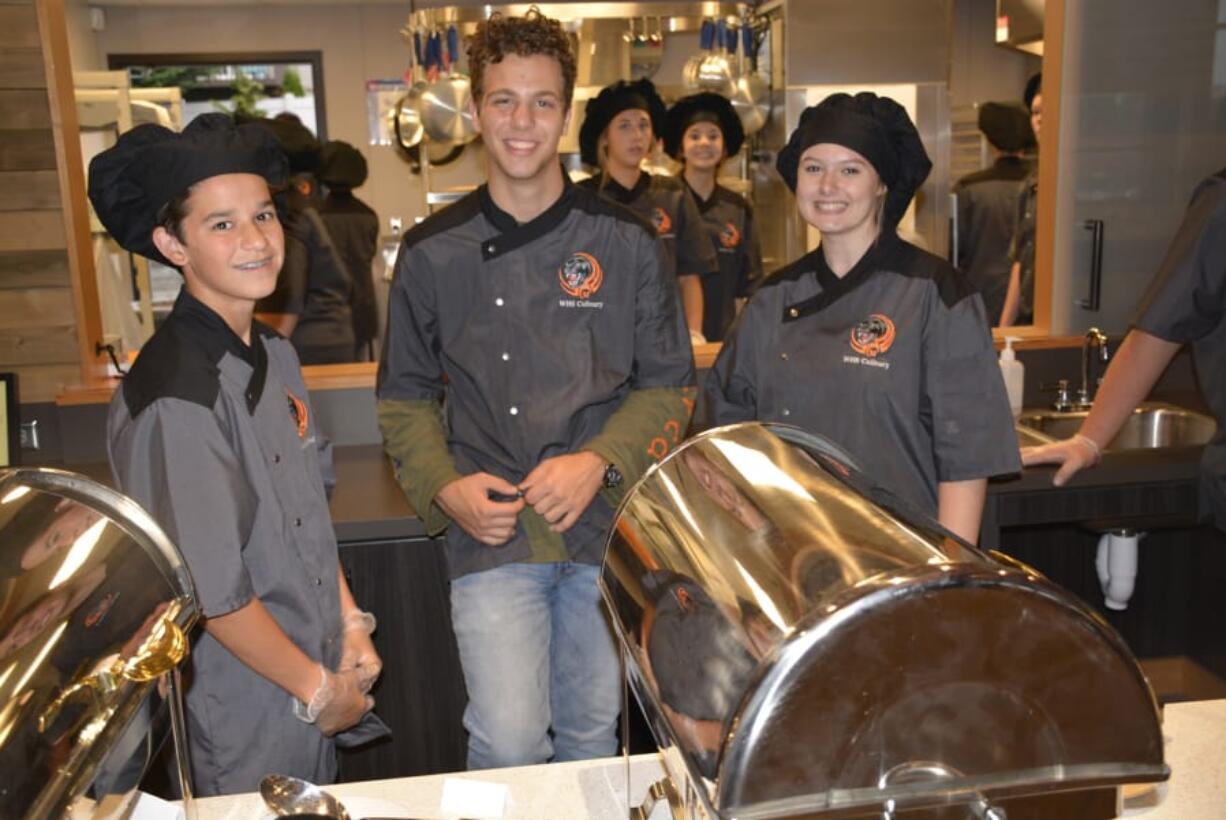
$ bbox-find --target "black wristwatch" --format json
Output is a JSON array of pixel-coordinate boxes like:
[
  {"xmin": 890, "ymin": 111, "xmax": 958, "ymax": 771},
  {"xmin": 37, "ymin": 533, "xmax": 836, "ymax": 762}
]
[{"xmin": 602, "ymin": 461, "xmax": 623, "ymax": 489}]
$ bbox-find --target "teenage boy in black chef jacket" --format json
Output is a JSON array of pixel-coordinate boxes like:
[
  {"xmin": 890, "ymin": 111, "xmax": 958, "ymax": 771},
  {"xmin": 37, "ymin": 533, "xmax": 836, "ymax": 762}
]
[
  {"xmin": 377, "ymin": 9, "xmax": 695, "ymax": 769},
  {"xmin": 90, "ymin": 114, "xmax": 383, "ymax": 795}
]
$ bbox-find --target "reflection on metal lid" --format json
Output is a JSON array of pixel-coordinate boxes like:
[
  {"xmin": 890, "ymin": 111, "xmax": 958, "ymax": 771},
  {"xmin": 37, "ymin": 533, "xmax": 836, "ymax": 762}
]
[
  {"xmin": 0, "ymin": 468, "xmax": 198, "ymax": 820},
  {"xmin": 602, "ymin": 423, "xmax": 1167, "ymax": 819}
]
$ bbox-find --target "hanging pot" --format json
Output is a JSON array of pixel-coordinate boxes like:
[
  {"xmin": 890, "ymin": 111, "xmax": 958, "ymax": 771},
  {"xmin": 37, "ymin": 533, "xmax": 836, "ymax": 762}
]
[
  {"xmin": 695, "ymin": 18, "xmax": 735, "ymax": 98},
  {"xmin": 420, "ymin": 24, "xmax": 476, "ymax": 145},
  {"xmin": 683, "ymin": 19, "xmax": 716, "ymax": 91},
  {"xmin": 729, "ymin": 23, "xmax": 769, "ymax": 135},
  {"xmin": 393, "ymin": 27, "xmax": 425, "ymax": 150}
]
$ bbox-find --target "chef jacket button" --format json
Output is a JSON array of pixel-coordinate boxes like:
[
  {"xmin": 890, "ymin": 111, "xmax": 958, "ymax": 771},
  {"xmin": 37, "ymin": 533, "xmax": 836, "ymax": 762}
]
[
  {"xmin": 780, "ymin": 352, "xmax": 789, "ymax": 361},
  {"xmin": 273, "ymin": 454, "xmax": 281, "ymax": 463},
  {"xmin": 501, "ymin": 352, "xmax": 510, "ymax": 361},
  {"xmin": 509, "ymin": 406, "xmax": 519, "ymax": 416},
  {"xmin": 495, "ymin": 297, "xmax": 505, "ymax": 307},
  {"xmin": 315, "ymin": 577, "xmax": 322, "ymax": 586},
  {"xmin": 294, "ymin": 517, "xmax": 302, "ymax": 527},
  {"xmin": 782, "ymin": 408, "xmax": 791, "ymax": 417},
  {"xmin": 788, "ymin": 308, "xmax": 799, "ymax": 318}
]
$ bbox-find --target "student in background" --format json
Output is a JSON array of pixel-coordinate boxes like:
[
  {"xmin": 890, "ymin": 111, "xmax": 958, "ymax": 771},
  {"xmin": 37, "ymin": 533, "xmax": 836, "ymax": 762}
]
[
  {"xmin": 1000, "ymin": 73, "xmax": 1043, "ymax": 326},
  {"xmin": 952, "ymin": 101, "xmax": 1034, "ymax": 323},
  {"xmin": 578, "ymin": 79, "xmax": 718, "ymax": 344},
  {"xmin": 318, "ymin": 140, "xmax": 380, "ymax": 361},
  {"xmin": 663, "ymin": 92, "xmax": 763, "ymax": 342},
  {"xmin": 252, "ymin": 115, "xmax": 356, "ymax": 363}
]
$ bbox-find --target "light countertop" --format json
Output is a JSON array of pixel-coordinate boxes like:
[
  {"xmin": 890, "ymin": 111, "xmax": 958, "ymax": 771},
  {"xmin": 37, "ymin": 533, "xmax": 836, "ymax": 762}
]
[{"xmin": 183, "ymin": 699, "xmax": 1226, "ymax": 820}]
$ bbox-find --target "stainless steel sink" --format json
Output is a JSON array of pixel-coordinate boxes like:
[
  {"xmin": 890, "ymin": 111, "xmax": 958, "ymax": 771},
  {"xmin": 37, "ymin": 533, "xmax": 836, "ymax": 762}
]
[{"xmin": 1016, "ymin": 402, "xmax": 1217, "ymax": 451}]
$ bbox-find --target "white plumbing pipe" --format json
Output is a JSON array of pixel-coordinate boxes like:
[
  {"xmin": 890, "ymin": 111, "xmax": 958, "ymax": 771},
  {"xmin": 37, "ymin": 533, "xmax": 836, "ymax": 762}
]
[{"xmin": 1095, "ymin": 530, "xmax": 1144, "ymax": 611}]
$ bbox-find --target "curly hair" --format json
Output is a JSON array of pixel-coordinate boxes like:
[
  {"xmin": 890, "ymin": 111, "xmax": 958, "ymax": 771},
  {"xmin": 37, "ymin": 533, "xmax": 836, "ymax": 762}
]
[{"xmin": 467, "ymin": 7, "xmax": 576, "ymax": 109}]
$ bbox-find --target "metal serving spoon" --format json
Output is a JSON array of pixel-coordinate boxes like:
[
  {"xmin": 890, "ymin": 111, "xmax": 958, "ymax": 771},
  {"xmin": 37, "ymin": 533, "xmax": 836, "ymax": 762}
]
[{"xmin": 259, "ymin": 773, "xmax": 352, "ymax": 820}]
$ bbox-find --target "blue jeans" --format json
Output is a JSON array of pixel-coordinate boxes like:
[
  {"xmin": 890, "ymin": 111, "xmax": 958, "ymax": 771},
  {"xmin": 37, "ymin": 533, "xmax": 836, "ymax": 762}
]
[{"xmin": 449, "ymin": 561, "xmax": 621, "ymax": 770}]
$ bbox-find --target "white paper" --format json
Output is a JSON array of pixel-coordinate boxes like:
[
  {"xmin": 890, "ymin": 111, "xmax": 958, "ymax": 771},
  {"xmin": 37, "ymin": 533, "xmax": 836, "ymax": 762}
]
[{"xmin": 440, "ymin": 776, "xmax": 507, "ymax": 819}]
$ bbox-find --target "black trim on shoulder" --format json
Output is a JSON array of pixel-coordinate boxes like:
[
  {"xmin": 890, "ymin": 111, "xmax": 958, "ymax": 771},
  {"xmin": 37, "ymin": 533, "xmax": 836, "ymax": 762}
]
[
  {"xmin": 585, "ymin": 171, "xmax": 652, "ymax": 205},
  {"xmin": 400, "ymin": 188, "xmax": 483, "ymax": 251},
  {"xmin": 779, "ymin": 233, "xmax": 975, "ymax": 322},
  {"xmin": 570, "ymin": 183, "xmax": 658, "ymax": 237},
  {"xmin": 478, "ymin": 179, "xmax": 578, "ymax": 260},
  {"xmin": 122, "ymin": 291, "xmax": 270, "ymax": 419}
]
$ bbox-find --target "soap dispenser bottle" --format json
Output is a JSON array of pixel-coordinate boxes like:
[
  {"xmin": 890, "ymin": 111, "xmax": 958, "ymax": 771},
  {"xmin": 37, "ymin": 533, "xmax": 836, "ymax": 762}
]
[{"xmin": 999, "ymin": 336, "xmax": 1024, "ymax": 417}]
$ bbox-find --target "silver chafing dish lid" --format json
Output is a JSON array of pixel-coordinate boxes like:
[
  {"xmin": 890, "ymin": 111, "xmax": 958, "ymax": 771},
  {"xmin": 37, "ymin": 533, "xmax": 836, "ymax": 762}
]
[
  {"xmin": 600, "ymin": 423, "xmax": 1167, "ymax": 819},
  {"xmin": 0, "ymin": 468, "xmax": 198, "ymax": 819}
]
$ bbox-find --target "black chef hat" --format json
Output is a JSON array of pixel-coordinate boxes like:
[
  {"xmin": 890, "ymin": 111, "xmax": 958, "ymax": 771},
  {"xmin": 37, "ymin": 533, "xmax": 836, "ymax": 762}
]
[
  {"xmin": 87, "ymin": 113, "xmax": 288, "ymax": 266},
  {"xmin": 662, "ymin": 92, "xmax": 745, "ymax": 160},
  {"xmin": 578, "ymin": 78, "xmax": 667, "ymax": 167},
  {"xmin": 245, "ymin": 112, "xmax": 321, "ymax": 176},
  {"xmin": 775, "ymin": 91, "xmax": 932, "ymax": 234},
  {"xmin": 1023, "ymin": 72, "xmax": 1042, "ymax": 111},
  {"xmin": 319, "ymin": 140, "xmax": 368, "ymax": 190},
  {"xmin": 977, "ymin": 101, "xmax": 1033, "ymax": 152}
]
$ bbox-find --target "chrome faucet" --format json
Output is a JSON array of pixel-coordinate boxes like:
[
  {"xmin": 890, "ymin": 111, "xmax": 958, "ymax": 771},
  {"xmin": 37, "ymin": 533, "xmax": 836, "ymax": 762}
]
[{"xmin": 1079, "ymin": 327, "xmax": 1110, "ymax": 408}]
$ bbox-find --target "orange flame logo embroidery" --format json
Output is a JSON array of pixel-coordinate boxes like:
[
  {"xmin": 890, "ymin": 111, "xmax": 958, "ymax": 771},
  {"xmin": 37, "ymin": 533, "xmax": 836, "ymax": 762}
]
[
  {"xmin": 652, "ymin": 207, "xmax": 672, "ymax": 235},
  {"xmin": 849, "ymin": 313, "xmax": 896, "ymax": 358},
  {"xmin": 719, "ymin": 222, "xmax": 741, "ymax": 249},
  {"xmin": 287, "ymin": 391, "xmax": 309, "ymax": 439},
  {"xmin": 559, "ymin": 252, "xmax": 604, "ymax": 299}
]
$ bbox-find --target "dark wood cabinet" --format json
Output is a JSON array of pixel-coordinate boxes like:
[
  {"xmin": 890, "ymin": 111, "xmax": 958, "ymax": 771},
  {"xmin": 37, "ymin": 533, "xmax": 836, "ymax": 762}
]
[{"xmin": 337, "ymin": 536, "xmax": 468, "ymax": 782}]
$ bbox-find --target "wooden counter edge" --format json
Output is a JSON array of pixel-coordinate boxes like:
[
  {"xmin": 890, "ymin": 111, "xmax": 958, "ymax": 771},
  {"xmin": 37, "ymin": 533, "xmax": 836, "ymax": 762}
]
[{"xmin": 54, "ymin": 335, "xmax": 1084, "ymax": 406}]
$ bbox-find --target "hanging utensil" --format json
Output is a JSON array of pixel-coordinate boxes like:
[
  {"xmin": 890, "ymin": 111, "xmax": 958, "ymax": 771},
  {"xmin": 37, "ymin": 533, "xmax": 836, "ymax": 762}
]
[
  {"xmin": 730, "ymin": 22, "xmax": 769, "ymax": 135},
  {"xmin": 393, "ymin": 24, "xmax": 425, "ymax": 149},
  {"xmin": 696, "ymin": 18, "xmax": 735, "ymax": 97},
  {"xmin": 683, "ymin": 19, "xmax": 715, "ymax": 91},
  {"xmin": 420, "ymin": 23, "xmax": 476, "ymax": 145}
]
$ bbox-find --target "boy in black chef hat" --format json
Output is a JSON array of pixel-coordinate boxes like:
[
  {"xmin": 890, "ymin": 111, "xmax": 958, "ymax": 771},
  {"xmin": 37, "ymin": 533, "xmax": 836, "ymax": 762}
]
[
  {"xmin": 578, "ymin": 79, "xmax": 718, "ymax": 344},
  {"xmin": 90, "ymin": 113, "xmax": 384, "ymax": 796},
  {"xmin": 662, "ymin": 92, "xmax": 763, "ymax": 342}
]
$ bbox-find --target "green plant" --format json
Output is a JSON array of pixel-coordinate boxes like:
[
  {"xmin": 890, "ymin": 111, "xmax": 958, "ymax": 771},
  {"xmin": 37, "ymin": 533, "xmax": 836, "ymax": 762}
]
[
  {"xmin": 213, "ymin": 73, "xmax": 267, "ymax": 118},
  {"xmin": 282, "ymin": 67, "xmax": 305, "ymax": 97}
]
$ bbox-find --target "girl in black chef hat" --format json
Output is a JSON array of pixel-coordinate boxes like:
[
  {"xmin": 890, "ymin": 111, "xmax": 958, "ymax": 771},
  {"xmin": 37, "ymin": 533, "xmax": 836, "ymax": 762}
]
[
  {"xmin": 663, "ymin": 92, "xmax": 763, "ymax": 342},
  {"xmin": 704, "ymin": 93, "xmax": 1021, "ymax": 544},
  {"xmin": 578, "ymin": 79, "xmax": 718, "ymax": 344}
]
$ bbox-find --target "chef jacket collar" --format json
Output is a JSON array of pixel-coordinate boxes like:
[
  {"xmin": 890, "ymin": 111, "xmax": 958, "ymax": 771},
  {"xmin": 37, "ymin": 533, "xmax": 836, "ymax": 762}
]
[
  {"xmin": 478, "ymin": 173, "xmax": 578, "ymax": 261},
  {"xmin": 173, "ymin": 289, "xmax": 268, "ymax": 413},
  {"xmin": 683, "ymin": 179, "xmax": 717, "ymax": 214},
  {"xmin": 781, "ymin": 232, "xmax": 906, "ymax": 323},
  {"xmin": 591, "ymin": 170, "xmax": 651, "ymax": 206}
]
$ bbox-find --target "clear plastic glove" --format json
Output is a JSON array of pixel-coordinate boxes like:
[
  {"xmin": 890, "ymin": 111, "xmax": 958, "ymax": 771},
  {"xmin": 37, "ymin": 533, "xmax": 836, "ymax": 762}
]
[
  {"xmin": 292, "ymin": 664, "xmax": 374, "ymax": 736},
  {"xmin": 1021, "ymin": 433, "xmax": 1102, "ymax": 487},
  {"xmin": 339, "ymin": 610, "xmax": 382, "ymax": 694},
  {"xmin": 689, "ymin": 328, "xmax": 708, "ymax": 347}
]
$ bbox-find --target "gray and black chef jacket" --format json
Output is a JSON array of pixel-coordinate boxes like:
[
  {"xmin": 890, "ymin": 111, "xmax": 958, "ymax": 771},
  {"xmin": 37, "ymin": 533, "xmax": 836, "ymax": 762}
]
[
  {"xmin": 954, "ymin": 155, "xmax": 1033, "ymax": 323},
  {"xmin": 257, "ymin": 206, "xmax": 355, "ymax": 364},
  {"xmin": 580, "ymin": 171, "xmax": 718, "ymax": 280},
  {"xmin": 1134, "ymin": 169, "xmax": 1226, "ymax": 531},
  {"xmin": 377, "ymin": 181, "xmax": 695, "ymax": 579},
  {"xmin": 320, "ymin": 190, "xmax": 380, "ymax": 357},
  {"xmin": 1007, "ymin": 170, "xmax": 1039, "ymax": 324},
  {"xmin": 108, "ymin": 291, "xmax": 343, "ymax": 795},
  {"xmin": 687, "ymin": 181, "xmax": 763, "ymax": 341},
  {"xmin": 704, "ymin": 233, "xmax": 1021, "ymax": 515}
]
